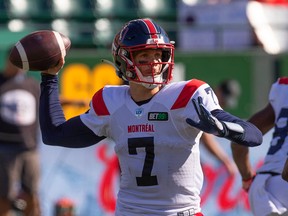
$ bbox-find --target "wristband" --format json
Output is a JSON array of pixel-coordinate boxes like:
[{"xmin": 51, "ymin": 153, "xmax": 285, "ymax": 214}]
[{"xmin": 242, "ymin": 175, "xmax": 255, "ymax": 192}]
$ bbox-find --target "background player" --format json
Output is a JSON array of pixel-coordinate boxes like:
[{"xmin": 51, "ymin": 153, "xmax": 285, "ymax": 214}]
[
  {"xmin": 0, "ymin": 49, "xmax": 41, "ymax": 216},
  {"xmin": 231, "ymin": 77, "xmax": 288, "ymax": 216}
]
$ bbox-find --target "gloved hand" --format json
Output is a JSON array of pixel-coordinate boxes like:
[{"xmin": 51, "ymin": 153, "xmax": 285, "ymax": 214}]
[{"xmin": 186, "ymin": 97, "xmax": 229, "ymax": 137}]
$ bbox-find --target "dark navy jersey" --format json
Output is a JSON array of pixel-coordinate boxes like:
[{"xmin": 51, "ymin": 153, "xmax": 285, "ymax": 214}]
[{"xmin": 0, "ymin": 73, "xmax": 40, "ymax": 150}]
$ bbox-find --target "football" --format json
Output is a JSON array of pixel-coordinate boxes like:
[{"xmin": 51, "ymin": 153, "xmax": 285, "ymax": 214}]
[{"xmin": 9, "ymin": 30, "xmax": 71, "ymax": 71}]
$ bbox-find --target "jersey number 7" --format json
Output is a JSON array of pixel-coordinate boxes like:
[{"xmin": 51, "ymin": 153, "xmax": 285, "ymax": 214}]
[{"xmin": 128, "ymin": 137, "xmax": 159, "ymax": 186}]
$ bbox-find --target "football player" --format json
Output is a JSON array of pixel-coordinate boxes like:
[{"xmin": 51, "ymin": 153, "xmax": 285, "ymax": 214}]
[
  {"xmin": 231, "ymin": 77, "xmax": 288, "ymax": 216},
  {"xmin": 40, "ymin": 18, "xmax": 262, "ymax": 216},
  {"xmin": 0, "ymin": 50, "xmax": 41, "ymax": 216}
]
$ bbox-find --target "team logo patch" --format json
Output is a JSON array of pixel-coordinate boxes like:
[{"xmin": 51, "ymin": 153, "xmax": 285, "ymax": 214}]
[
  {"xmin": 148, "ymin": 112, "xmax": 168, "ymax": 121},
  {"xmin": 135, "ymin": 107, "xmax": 144, "ymax": 118}
]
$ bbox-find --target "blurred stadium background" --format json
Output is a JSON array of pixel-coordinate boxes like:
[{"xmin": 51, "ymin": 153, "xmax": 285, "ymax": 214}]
[
  {"xmin": 1, "ymin": 0, "xmax": 288, "ymax": 118},
  {"xmin": 1, "ymin": 0, "xmax": 288, "ymax": 215}
]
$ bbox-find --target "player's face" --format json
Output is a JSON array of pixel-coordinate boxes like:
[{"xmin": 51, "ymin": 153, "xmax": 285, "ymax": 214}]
[{"xmin": 133, "ymin": 49, "xmax": 162, "ymax": 77}]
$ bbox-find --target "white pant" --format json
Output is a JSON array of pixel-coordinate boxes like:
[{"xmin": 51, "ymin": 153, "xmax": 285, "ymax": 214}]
[{"xmin": 249, "ymin": 174, "xmax": 288, "ymax": 216}]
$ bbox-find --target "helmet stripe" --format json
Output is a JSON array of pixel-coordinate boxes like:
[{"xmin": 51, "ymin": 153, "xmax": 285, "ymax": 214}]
[{"xmin": 142, "ymin": 19, "xmax": 157, "ymax": 39}]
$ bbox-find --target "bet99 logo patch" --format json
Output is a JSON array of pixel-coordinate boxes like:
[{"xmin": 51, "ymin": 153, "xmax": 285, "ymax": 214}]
[{"xmin": 148, "ymin": 112, "xmax": 168, "ymax": 121}]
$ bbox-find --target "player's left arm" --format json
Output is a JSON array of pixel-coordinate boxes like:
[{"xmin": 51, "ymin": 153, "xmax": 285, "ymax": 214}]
[
  {"xmin": 211, "ymin": 109, "xmax": 262, "ymax": 147},
  {"xmin": 186, "ymin": 97, "xmax": 262, "ymax": 147}
]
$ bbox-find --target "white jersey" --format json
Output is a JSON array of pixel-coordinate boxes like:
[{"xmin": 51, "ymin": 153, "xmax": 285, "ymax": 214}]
[
  {"xmin": 81, "ymin": 79, "xmax": 222, "ymax": 216},
  {"xmin": 258, "ymin": 77, "xmax": 288, "ymax": 174}
]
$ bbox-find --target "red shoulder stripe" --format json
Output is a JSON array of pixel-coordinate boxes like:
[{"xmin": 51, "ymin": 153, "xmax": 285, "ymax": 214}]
[
  {"xmin": 171, "ymin": 79, "xmax": 206, "ymax": 110},
  {"xmin": 279, "ymin": 77, "xmax": 288, "ymax": 84},
  {"xmin": 92, "ymin": 88, "xmax": 110, "ymax": 116}
]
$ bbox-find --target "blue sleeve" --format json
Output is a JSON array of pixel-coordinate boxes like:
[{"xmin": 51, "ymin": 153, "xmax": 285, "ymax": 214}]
[
  {"xmin": 40, "ymin": 74, "xmax": 105, "ymax": 148},
  {"xmin": 211, "ymin": 109, "xmax": 262, "ymax": 147}
]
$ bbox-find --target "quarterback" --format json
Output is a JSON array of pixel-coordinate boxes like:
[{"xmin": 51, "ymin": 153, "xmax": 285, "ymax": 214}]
[{"xmin": 39, "ymin": 18, "xmax": 262, "ymax": 216}]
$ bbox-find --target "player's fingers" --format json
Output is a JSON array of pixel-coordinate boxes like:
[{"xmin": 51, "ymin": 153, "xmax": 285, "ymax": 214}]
[
  {"xmin": 199, "ymin": 103, "xmax": 210, "ymax": 120},
  {"xmin": 57, "ymin": 57, "xmax": 65, "ymax": 70},
  {"xmin": 192, "ymin": 98, "xmax": 201, "ymax": 117},
  {"xmin": 197, "ymin": 96, "xmax": 203, "ymax": 104},
  {"xmin": 42, "ymin": 57, "xmax": 65, "ymax": 75},
  {"xmin": 197, "ymin": 97, "xmax": 207, "ymax": 118}
]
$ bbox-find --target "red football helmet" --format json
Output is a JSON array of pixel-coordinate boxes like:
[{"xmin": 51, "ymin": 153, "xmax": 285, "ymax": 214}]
[{"xmin": 112, "ymin": 18, "xmax": 175, "ymax": 89}]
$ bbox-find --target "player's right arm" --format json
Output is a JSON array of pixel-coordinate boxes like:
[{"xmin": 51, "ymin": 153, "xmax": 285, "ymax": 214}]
[{"xmin": 40, "ymin": 58, "xmax": 105, "ymax": 148}]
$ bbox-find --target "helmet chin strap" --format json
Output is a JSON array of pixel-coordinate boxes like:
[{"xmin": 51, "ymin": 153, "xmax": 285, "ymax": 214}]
[
  {"xmin": 130, "ymin": 80, "xmax": 159, "ymax": 89},
  {"xmin": 141, "ymin": 82, "xmax": 159, "ymax": 89},
  {"xmin": 132, "ymin": 66, "xmax": 164, "ymax": 89}
]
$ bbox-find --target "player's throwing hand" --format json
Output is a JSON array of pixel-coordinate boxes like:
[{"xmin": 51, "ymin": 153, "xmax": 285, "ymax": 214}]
[{"xmin": 42, "ymin": 57, "xmax": 65, "ymax": 75}]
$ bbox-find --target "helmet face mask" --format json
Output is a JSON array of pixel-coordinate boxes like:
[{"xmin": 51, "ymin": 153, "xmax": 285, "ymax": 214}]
[{"xmin": 112, "ymin": 18, "xmax": 175, "ymax": 89}]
